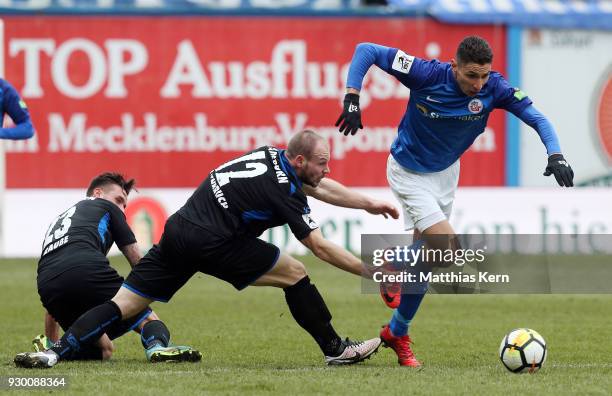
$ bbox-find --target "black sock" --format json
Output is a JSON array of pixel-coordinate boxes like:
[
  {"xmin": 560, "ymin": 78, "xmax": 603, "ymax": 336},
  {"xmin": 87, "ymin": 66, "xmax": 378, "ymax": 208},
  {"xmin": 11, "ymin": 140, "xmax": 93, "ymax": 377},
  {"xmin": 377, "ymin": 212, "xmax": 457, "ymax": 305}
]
[
  {"xmin": 50, "ymin": 301, "xmax": 121, "ymax": 359},
  {"xmin": 64, "ymin": 344, "xmax": 104, "ymax": 361},
  {"xmin": 141, "ymin": 320, "xmax": 170, "ymax": 349},
  {"xmin": 284, "ymin": 276, "xmax": 342, "ymax": 356}
]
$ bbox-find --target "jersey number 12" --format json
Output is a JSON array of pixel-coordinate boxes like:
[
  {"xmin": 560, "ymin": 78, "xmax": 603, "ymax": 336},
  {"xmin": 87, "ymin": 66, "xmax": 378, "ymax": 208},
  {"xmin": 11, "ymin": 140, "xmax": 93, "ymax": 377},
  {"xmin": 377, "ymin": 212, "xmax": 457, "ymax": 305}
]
[{"xmin": 215, "ymin": 150, "xmax": 268, "ymax": 186}]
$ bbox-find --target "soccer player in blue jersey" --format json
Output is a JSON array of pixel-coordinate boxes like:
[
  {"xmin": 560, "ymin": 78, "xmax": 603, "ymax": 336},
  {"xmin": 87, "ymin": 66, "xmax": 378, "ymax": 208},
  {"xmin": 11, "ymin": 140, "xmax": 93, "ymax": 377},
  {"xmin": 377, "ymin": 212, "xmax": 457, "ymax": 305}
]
[
  {"xmin": 335, "ymin": 36, "xmax": 574, "ymax": 367},
  {"xmin": 0, "ymin": 78, "xmax": 35, "ymax": 140}
]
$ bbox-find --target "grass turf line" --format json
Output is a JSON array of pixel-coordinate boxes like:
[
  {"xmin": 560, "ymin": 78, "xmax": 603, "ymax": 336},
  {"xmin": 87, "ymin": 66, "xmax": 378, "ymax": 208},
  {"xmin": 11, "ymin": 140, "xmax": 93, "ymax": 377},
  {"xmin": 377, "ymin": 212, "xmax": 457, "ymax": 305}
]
[{"xmin": 1, "ymin": 257, "xmax": 611, "ymax": 395}]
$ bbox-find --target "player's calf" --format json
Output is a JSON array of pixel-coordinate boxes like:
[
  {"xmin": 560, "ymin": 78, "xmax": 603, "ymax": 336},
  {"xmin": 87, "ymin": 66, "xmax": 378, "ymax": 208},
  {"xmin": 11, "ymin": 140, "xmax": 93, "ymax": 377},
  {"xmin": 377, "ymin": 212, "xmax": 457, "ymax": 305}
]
[{"xmin": 17, "ymin": 301, "xmax": 124, "ymax": 366}]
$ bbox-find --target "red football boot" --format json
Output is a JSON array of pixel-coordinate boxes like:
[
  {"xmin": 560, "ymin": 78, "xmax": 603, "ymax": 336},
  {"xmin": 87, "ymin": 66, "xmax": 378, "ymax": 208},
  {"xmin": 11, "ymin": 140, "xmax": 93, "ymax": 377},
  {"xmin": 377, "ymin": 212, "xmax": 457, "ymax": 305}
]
[
  {"xmin": 378, "ymin": 260, "xmax": 402, "ymax": 309},
  {"xmin": 380, "ymin": 324, "xmax": 421, "ymax": 367},
  {"xmin": 379, "ymin": 281, "xmax": 401, "ymax": 309}
]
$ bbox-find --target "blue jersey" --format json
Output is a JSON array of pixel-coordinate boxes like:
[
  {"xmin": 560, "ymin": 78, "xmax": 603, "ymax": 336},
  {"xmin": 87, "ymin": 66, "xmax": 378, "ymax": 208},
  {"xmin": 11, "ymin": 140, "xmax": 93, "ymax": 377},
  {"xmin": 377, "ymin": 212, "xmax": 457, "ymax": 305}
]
[
  {"xmin": 0, "ymin": 79, "xmax": 35, "ymax": 140},
  {"xmin": 346, "ymin": 44, "xmax": 560, "ymax": 172}
]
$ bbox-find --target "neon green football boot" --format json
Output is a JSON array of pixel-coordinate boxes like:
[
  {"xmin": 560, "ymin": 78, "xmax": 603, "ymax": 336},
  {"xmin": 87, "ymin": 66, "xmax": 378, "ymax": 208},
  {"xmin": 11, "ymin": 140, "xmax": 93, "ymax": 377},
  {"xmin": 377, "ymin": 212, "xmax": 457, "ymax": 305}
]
[
  {"xmin": 145, "ymin": 345, "xmax": 202, "ymax": 363},
  {"xmin": 32, "ymin": 334, "xmax": 55, "ymax": 352}
]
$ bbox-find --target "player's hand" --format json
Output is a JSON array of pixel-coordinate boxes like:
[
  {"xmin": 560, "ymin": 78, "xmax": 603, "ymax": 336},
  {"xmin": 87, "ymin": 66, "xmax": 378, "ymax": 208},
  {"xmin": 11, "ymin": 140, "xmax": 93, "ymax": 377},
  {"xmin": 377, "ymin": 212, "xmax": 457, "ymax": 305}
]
[
  {"xmin": 335, "ymin": 93, "xmax": 363, "ymax": 136},
  {"xmin": 543, "ymin": 153, "xmax": 574, "ymax": 187},
  {"xmin": 365, "ymin": 200, "xmax": 400, "ymax": 219}
]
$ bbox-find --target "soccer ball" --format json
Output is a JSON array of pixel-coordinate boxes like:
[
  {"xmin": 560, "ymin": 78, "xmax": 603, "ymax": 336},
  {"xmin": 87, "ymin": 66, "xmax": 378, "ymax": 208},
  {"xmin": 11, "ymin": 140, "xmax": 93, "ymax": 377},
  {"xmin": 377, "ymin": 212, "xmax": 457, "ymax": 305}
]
[{"xmin": 499, "ymin": 328, "xmax": 547, "ymax": 373}]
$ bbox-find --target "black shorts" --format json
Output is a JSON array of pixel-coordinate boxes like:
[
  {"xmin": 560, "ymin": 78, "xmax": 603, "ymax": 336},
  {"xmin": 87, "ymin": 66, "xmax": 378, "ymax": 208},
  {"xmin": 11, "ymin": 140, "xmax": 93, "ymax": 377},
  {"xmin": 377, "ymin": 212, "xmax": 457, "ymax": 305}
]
[
  {"xmin": 124, "ymin": 213, "xmax": 280, "ymax": 302},
  {"xmin": 38, "ymin": 261, "xmax": 151, "ymax": 339}
]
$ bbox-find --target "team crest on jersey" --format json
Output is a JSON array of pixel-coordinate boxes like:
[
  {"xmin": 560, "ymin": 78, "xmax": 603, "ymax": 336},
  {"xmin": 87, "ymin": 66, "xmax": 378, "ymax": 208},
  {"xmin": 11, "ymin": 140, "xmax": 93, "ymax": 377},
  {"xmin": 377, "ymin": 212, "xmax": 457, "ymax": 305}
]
[
  {"xmin": 392, "ymin": 50, "xmax": 415, "ymax": 74},
  {"xmin": 468, "ymin": 98, "xmax": 483, "ymax": 114}
]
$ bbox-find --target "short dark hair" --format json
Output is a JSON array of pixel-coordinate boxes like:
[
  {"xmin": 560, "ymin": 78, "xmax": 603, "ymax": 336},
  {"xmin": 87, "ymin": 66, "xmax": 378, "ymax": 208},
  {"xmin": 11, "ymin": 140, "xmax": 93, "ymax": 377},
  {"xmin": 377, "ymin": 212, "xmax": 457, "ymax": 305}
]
[
  {"xmin": 86, "ymin": 172, "xmax": 135, "ymax": 197},
  {"xmin": 286, "ymin": 130, "xmax": 324, "ymax": 160},
  {"xmin": 456, "ymin": 36, "xmax": 493, "ymax": 65}
]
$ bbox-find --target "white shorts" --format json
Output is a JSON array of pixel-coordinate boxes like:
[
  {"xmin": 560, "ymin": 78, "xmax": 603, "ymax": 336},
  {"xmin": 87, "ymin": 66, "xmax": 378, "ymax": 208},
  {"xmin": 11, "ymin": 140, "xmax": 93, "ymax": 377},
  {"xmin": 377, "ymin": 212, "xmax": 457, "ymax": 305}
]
[{"xmin": 386, "ymin": 155, "xmax": 460, "ymax": 232}]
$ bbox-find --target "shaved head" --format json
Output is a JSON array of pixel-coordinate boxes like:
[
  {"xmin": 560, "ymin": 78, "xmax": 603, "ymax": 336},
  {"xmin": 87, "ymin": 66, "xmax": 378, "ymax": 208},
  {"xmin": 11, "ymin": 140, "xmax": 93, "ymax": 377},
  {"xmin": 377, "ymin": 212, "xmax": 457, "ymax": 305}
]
[
  {"xmin": 286, "ymin": 130, "xmax": 325, "ymax": 160},
  {"xmin": 284, "ymin": 130, "xmax": 330, "ymax": 187}
]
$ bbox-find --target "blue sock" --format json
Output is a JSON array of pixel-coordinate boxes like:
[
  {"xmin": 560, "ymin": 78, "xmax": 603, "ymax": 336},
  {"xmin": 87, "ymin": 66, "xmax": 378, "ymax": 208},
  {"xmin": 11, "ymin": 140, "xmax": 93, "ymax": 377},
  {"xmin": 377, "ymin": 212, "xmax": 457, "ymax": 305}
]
[
  {"xmin": 387, "ymin": 240, "xmax": 425, "ymax": 271},
  {"xmin": 388, "ymin": 239, "xmax": 427, "ymax": 337},
  {"xmin": 389, "ymin": 292, "xmax": 426, "ymax": 336}
]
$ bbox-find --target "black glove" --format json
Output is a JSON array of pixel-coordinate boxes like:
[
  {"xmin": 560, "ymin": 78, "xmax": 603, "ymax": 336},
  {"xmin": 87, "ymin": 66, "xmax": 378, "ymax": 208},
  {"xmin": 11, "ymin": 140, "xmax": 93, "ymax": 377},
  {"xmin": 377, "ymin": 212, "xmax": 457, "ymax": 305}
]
[
  {"xmin": 335, "ymin": 93, "xmax": 363, "ymax": 136},
  {"xmin": 543, "ymin": 153, "xmax": 574, "ymax": 187}
]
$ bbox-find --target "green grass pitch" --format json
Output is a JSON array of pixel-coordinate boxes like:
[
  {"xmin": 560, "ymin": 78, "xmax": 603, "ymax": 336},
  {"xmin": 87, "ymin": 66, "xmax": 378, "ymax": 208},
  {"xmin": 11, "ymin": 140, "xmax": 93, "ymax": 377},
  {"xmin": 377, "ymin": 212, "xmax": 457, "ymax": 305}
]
[{"xmin": 2, "ymin": 256, "xmax": 611, "ymax": 395}]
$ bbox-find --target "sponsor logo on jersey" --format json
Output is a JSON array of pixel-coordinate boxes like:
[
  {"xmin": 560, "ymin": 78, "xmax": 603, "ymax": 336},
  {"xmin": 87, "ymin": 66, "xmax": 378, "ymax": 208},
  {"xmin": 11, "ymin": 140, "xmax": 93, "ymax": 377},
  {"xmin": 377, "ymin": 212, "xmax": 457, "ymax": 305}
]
[
  {"xmin": 417, "ymin": 102, "xmax": 484, "ymax": 121},
  {"xmin": 468, "ymin": 98, "xmax": 484, "ymax": 114},
  {"xmin": 416, "ymin": 103, "xmax": 429, "ymax": 115},
  {"xmin": 392, "ymin": 50, "xmax": 415, "ymax": 74},
  {"xmin": 19, "ymin": 99, "xmax": 27, "ymax": 109},
  {"xmin": 426, "ymin": 95, "xmax": 443, "ymax": 103}
]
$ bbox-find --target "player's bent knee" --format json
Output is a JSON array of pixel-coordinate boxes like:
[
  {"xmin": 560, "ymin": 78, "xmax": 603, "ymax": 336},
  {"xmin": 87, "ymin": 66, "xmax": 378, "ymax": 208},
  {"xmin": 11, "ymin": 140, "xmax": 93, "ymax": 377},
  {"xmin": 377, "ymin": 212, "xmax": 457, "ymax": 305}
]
[
  {"xmin": 288, "ymin": 261, "xmax": 307, "ymax": 283},
  {"xmin": 420, "ymin": 220, "xmax": 461, "ymax": 267},
  {"xmin": 253, "ymin": 254, "xmax": 308, "ymax": 288},
  {"xmin": 112, "ymin": 287, "xmax": 153, "ymax": 320}
]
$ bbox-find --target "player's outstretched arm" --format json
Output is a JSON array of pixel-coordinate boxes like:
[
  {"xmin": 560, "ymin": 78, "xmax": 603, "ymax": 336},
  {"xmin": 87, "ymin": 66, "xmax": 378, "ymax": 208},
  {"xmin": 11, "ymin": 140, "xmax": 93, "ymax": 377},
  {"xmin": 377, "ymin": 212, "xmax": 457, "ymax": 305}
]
[
  {"xmin": 345, "ymin": 43, "xmax": 392, "ymax": 92},
  {"xmin": 336, "ymin": 43, "xmax": 392, "ymax": 136},
  {"xmin": 303, "ymin": 178, "xmax": 399, "ymax": 219},
  {"xmin": 300, "ymin": 229, "xmax": 374, "ymax": 279},
  {"xmin": 119, "ymin": 242, "xmax": 142, "ymax": 268},
  {"xmin": 516, "ymin": 105, "xmax": 574, "ymax": 187}
]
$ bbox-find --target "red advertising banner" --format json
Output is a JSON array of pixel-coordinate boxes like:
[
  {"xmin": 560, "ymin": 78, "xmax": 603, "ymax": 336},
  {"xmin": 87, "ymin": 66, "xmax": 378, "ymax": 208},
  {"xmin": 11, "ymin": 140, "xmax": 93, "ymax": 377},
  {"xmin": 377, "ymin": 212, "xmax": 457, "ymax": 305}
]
[{"xmin": 2, "ymin": 17, "xmax": 507, "ymax": 188}]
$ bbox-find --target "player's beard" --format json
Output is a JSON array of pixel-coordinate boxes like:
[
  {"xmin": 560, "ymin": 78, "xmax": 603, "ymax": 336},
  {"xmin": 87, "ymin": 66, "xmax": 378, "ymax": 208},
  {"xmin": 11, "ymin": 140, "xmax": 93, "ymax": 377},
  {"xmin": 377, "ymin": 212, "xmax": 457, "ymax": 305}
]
[
  {"xmin": 303, "ymin": 174, "xmax": 322, "ymax": 187},
  {"xmin": 297, "ymin": 167, "xmax": 321, "ymax": 187},
  {"xmin": 303, "ymin": 177, "xmax": 318, "ymax": 187}
]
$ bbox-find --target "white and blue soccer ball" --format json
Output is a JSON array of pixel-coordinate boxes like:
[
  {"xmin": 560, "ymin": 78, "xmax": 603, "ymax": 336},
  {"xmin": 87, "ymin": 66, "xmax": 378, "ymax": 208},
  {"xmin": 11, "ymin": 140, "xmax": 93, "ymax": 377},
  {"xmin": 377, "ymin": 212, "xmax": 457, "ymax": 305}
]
[{"xmin": 499, "ymin": 328, "xmax": 547, "ymax": 373}]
